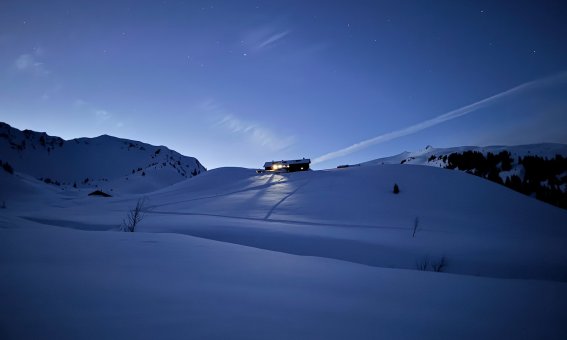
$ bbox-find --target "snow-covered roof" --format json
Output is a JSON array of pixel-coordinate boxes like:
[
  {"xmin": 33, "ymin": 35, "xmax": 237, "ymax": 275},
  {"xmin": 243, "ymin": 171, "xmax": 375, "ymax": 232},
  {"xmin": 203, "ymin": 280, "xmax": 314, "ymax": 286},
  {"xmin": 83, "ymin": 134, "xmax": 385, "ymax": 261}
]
[{"xmin": 264, "ymin": 158, "xmax": 311, "ymax": 168}]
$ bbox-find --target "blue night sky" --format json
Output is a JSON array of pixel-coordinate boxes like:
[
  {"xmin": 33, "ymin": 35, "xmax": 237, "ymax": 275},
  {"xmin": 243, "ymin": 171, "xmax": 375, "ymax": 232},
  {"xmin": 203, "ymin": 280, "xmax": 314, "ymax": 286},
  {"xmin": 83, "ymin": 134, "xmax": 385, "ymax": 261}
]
[{"xmin": 1, "ymin": 0, "xmax": 566, "ymax": 169}]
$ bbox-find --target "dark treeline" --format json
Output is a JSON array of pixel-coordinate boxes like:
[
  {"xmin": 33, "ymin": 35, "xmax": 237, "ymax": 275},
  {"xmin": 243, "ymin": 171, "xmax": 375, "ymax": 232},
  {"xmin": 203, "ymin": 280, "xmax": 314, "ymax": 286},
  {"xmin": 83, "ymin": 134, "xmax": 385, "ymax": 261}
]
[{"xmin": 429, "ymin": 151, "xmax": 566, "ymax": 210}]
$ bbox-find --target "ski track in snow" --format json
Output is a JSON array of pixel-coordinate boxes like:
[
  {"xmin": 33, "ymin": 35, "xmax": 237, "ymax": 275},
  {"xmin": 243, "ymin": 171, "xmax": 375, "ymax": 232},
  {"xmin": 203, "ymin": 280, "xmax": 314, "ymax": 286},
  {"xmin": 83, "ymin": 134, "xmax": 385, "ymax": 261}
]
[
  {"xmin": 145, "ymin": 173, "xmax": 288, "ymax": 210},
  {"xmin": 145, "ymin": 209, "xmax": 412, "ymax": 231},
  {"xmin": 3, "ymin": 124, "xmax": 567, "ymax": 338},
  {"xmin": 2, "ymin": 143, "xmax": 567, "ymax": 338},
  {"xmin": 22, "ymin": 217, "xmax": 116, "ymax": 231},
  {"xmin": 264, "ymin": 177, "xmax": 311, "ymax": 220}
]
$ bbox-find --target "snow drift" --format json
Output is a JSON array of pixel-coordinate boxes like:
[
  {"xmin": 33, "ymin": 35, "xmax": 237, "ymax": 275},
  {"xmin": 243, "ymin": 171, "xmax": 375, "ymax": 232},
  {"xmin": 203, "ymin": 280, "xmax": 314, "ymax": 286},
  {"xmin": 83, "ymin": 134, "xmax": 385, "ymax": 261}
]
[{"xmin": 1, "ymin": 130, "xmax": 567, "ymax": 339}]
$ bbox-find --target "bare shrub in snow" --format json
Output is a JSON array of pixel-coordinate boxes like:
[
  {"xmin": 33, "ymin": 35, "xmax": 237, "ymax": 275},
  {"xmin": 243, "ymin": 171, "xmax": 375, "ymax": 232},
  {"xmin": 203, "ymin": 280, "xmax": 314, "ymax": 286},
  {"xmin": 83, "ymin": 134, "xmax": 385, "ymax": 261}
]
[
  {"xmin": 416, "ymin": 256, "xmax": 429, "ymax": 271},
  {"xmin": 431, "ymin": 256, "xmax": 446, "ymax": 272},
  {"xmin": 416, "ymin": 255, "xmax": 447, "ymax": 272},
  {"xmin": 122, "ymin": 198, "xmax": 145, "ymax": 232},
  {"xmin": 412, "ymin": 217, "xmax": 419, "ymax": 237}
]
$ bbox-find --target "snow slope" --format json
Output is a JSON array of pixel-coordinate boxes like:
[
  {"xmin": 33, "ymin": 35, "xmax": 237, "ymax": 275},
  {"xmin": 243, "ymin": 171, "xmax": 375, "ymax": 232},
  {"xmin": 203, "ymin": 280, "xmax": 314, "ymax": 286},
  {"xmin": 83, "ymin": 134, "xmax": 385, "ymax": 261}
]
[
  {"xmin": 142, "ymin": 166, "xmax": 567, "ymax": 281},
  {"xmin": 2, "ymin": 140, "xmax": 567, "ymax": 338},
  {"xmin": 2, "ymin": 226, "xmax": 566, "ymax": 340},
  {"xmin": 360, "ymin": 143, "xmax": 567, "ymax": 209},
  {"xmin": 361, "ymin": 143, "xmax": 567, "ymax": 168},
  {"xmin": 0, "ymin": 122, "xmax": 206, "ymax": 194}
]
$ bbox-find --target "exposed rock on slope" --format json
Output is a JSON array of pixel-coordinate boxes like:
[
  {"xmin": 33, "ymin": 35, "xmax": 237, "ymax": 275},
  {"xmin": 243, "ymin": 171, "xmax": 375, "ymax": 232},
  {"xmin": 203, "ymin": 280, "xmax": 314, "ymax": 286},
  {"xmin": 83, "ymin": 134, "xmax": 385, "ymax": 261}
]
[{"xmin": 0, "ymin": 122, "xmax": 206, "ymax": 194}]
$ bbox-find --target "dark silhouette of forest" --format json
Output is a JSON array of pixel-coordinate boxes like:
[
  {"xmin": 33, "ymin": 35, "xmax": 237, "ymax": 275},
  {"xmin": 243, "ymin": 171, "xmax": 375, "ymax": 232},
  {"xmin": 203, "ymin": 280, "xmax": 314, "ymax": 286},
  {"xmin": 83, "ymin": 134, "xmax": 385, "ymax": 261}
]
[{"xmin": 428, "ymin": 151, "xmax": 566, "ymax": 209}]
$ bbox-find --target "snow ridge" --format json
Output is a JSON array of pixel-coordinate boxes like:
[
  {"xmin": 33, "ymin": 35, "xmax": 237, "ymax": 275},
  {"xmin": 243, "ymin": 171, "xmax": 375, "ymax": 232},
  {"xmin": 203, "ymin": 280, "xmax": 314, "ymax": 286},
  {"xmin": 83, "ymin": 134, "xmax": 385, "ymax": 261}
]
[
  {"xmin": 0, "ymin": 122, "xmax": 206, "ymax": 194},
  {"xmin": 361, "ymin": 144, "xmax": 567, "ymax": 209}
]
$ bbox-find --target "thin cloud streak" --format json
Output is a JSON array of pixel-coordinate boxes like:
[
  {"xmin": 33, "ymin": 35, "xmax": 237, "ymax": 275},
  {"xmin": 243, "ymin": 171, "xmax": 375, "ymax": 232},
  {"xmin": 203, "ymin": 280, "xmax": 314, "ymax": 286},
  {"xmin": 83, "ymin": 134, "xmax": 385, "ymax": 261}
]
[
  {"xmin": 94, "ymin": 109, "xmax": 111, "ymax": 122},
  {"xmin": 14, "ymin": 53, "xmax": 49, "ymax": 76},
  {"xmin": 313, "ymin": 71, "xmax": 567, "ymax": 165},
  {"xmin": 257, "ymin": 30, "xmax": 290, "ymax": 49},
  {"xmin": 205, "ymin": 99, "xmax": 294, "ymax": 151},
  {"xmin": 73, "ymin": 99, "xmax": 121, "ymax": 127},
  {"xmin": 216, "ymin": 114, "xmax": 294, "ymax": 151}
]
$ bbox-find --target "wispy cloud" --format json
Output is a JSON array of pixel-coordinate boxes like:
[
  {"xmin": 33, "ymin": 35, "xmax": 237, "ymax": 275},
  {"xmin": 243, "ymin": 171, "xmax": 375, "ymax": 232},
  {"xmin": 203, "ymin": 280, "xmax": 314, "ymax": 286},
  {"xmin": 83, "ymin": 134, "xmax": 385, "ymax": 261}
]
[
  {"xmin": 257, "ymin": 30, "xmax": 290, "ymax": 49},
  {"xmin": 204, "ymin": 100, "xmax": 294, "ymax": 151},
  {"xmin": 40, "ymin": 83, "xmax": 62, "ymax": 101},
  {"xmin": 94, "ymin": 109, "xmax": 111, "ymax": 122},
  {"xmin": 242, "ymin": 25, "xmax": 291, "ymax": 53},
  {"xmin": 14, "ymin": 52, "xmax": 49, "ymax": 76},
  {"xmin": 73, "ymin": 99, "xmax": 123, "ymax": 128},
  {"xmin": 313, "ymin": 71, "xmax": 567, "ymax": 165},
  {"xmin": 74, "ymin": 99, "xmax": 87, "ymax": 107}
]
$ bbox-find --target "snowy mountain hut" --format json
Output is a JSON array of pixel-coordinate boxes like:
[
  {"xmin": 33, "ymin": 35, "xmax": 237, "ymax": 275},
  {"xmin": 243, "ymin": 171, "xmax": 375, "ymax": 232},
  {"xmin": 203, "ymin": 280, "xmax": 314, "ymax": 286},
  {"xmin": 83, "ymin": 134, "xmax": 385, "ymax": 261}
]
[{"xmin": 260, "ymin": 158, "xmax": 311, "ymax": 173}]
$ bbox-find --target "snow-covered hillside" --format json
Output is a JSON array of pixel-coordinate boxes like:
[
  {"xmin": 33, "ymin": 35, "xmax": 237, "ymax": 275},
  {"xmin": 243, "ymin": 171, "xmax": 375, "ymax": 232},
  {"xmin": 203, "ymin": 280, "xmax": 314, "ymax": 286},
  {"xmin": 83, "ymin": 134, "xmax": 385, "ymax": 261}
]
[
  {"xmin": 2, "ymin": 157, "xmax": 567, "ymax": 338},
  {"xmin": 0, "ymin": 122, "xmax": 206, "ymax": 194},
  {"xmin": 362, "ymin": 143, "xmax": 566, "ymax": 167},
  {"xmin": 361, "ymin": 143, "xmax": 567, "ymax": 209}
]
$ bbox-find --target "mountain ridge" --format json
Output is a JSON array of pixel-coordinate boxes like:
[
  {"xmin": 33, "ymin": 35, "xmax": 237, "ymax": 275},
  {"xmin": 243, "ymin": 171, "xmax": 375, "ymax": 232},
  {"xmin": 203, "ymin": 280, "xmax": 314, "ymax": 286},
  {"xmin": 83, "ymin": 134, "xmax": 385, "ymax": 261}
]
[{"xmin": 0, "ymin": 122, "xmax": 206, "ymax": 194}]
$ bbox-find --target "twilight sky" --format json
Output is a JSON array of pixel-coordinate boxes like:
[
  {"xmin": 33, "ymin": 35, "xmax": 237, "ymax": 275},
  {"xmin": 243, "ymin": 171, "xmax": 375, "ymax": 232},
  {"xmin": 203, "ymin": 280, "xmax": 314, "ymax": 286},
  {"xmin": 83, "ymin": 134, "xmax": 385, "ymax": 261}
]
[{"xmin": 1, "ymin": 0, "xmax": 566, "ymax": 169}]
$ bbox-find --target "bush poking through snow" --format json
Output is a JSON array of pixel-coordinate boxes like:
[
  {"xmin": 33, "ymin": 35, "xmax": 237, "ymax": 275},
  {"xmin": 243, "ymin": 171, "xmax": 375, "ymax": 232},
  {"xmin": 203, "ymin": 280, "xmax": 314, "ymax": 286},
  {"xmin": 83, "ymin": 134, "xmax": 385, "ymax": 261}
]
[
  {"xmin": 412, "ymin": 217, "xmax": 419, "ymax": 237},
  {"xmin": 393, "ymin": 183, "xmax": 400, "ymax": 194},
  {"xmin": 416, "ymin": 255, "xmax": 447, "ymax": 272},
  {"xmin": 122, "ymin": 198, "xmax": 145, "ymax": 232},
  {"xmin": 1, "ymin": 201, "xmax": 6, "ymax": 209},
  {"xmin": 416, "ymin": 256, "xmax": 429, "ymax": 271},
  {"xmin": 431, "ymin": 256, "xmax": 447, "ymax": 272}
]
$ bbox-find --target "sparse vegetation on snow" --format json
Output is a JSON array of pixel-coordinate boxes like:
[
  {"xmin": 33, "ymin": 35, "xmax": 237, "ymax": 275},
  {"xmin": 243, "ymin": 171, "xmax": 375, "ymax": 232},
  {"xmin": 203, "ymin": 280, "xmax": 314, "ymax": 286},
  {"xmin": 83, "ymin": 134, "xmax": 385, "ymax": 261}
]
[
  {"xmin": 1, "ymin": 126, "xmax": 567, "ymax": 339},
  {"xmin": 121, "ymin": 198, "xmax": 145, "ymax": 232},
  {"xmin": 363, "ymin": 144, "xmax": 567, "ymax": 210},
  {"xmin": 393, "ymin": 183, "xmax": 400, "ymax": 194}
]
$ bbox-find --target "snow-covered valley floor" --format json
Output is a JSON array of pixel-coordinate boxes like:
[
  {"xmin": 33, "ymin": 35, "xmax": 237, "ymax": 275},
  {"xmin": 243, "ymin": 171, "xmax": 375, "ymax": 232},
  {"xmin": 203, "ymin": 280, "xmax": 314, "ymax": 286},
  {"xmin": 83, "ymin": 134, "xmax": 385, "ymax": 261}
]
[{"xmin": 1, "ymin": 165, "xmax": 567, "ymax": 339}]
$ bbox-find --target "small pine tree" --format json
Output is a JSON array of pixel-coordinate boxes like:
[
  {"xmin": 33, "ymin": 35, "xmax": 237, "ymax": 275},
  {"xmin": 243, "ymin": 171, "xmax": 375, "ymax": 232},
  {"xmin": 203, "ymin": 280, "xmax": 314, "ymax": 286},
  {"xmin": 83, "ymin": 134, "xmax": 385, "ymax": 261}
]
[
  {"xmin": 393, "ymin": 183, "xmax": 400, "ymax": 194},
  {"xmin": 2, "ymin": 162, "xmax": 14, "ymax": 174}
]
